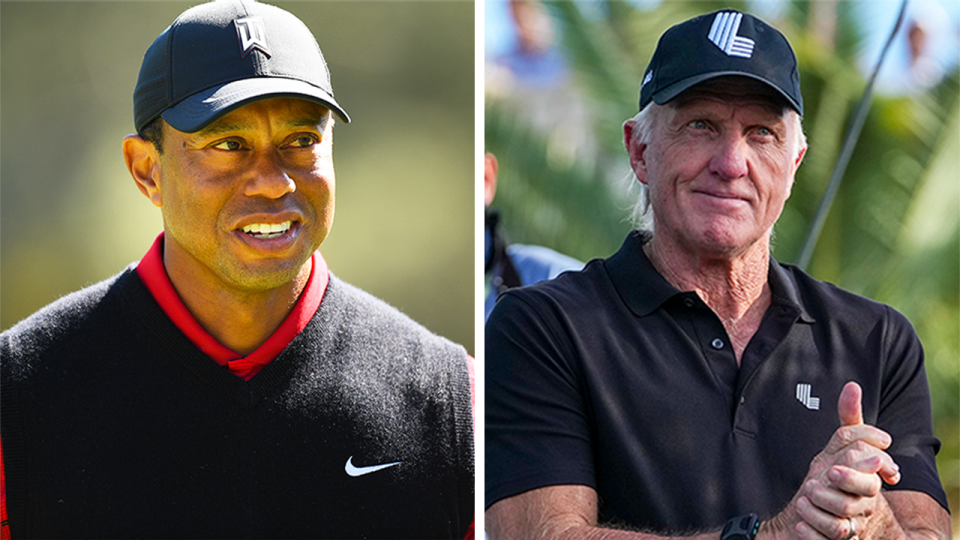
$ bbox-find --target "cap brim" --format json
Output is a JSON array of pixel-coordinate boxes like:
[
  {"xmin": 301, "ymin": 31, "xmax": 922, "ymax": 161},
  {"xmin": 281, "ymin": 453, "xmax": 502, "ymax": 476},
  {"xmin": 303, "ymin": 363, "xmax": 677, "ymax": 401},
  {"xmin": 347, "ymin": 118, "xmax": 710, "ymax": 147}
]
[
  {"xmin": 162, "ymin": 77, "xmax": 351, "ymax": 133},
  {"xmin": 652, "ymin": 71, "xmax": 802, "ymax": 115}
]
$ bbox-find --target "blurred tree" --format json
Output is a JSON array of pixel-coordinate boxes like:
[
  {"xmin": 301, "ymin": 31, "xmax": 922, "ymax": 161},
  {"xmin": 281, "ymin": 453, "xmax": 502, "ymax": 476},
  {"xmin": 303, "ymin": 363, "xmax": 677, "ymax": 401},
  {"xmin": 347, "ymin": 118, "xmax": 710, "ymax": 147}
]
[{"xmin": 485, "ymin": 0, "xmax": 959, "ymax": 521}]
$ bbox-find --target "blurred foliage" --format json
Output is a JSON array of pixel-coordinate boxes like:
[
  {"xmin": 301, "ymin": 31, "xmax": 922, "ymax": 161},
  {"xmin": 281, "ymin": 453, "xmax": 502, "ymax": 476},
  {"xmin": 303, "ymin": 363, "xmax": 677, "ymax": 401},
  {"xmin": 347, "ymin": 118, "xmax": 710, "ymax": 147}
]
[
  {"xmin": 486, "ymin": 0, "xmax": 959, "ymax": 520},
  {"xmin": 0, "ymin": 2, "xmax": 474, "ymax": 353}
]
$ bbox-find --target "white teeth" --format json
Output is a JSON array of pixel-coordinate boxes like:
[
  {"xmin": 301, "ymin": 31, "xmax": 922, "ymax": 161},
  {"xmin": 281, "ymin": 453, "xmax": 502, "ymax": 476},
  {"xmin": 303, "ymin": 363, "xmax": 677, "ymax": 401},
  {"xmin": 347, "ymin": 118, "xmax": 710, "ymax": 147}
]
[{"xmin": 242, "ymin": 220, "xmax": 292, "ymax": 237}]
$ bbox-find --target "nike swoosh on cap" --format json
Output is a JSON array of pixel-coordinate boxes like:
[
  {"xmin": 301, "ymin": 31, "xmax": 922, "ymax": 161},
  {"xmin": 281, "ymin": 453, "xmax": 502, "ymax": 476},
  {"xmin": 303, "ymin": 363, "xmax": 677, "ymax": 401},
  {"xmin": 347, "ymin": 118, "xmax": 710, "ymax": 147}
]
[{"xmin": 344, "ymin": 456, "xmax": 402, "ymax": 477}]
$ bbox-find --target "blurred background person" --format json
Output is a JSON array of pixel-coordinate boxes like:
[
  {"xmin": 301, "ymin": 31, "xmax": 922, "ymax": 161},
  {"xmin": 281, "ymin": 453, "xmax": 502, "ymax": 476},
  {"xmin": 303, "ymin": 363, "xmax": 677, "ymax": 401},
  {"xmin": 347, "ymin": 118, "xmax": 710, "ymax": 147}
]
[
  {"xmin": 485, "ymin": 152, "xmax": 582, "ymax": 321},
  {"xmin": 486, "ymin": 0, "xmax": 597, "ymax": 170}
]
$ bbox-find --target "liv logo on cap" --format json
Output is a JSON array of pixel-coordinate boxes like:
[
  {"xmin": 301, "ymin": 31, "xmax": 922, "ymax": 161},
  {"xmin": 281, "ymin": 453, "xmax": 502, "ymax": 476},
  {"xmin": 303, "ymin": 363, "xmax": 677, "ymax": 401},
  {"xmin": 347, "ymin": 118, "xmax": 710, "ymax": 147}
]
[
  {"xmin": 637, "ymin": 9, "xmax": 803, "ymax": 116},
  {"xmin": 707, "ymin": 11, "xmax": 755, "ymax": 58}
]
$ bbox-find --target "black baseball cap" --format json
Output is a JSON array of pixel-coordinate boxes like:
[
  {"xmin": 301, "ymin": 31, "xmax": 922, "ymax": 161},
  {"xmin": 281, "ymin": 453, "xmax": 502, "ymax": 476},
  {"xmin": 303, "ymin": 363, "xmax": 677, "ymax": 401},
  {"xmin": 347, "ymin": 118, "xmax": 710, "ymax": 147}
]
[
  {"xmin": 134, "ymin": 0, "xmax": 350, "ymax": 133},
  {"xmin": 639, "ymin": 9, "xmax": 802, "ymax": 116}
]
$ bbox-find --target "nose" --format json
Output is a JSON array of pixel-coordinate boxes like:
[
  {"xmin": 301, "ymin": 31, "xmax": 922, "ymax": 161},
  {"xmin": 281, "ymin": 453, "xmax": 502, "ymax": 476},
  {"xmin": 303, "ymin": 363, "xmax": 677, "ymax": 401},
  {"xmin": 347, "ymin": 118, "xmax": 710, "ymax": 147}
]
[
  {"xmin": 709, "ymin": 131, "xmax": 749, "ymax": 181},
  {"xmin": 244, "ymin": 151, "xmax": 296, "ymax": 199}
]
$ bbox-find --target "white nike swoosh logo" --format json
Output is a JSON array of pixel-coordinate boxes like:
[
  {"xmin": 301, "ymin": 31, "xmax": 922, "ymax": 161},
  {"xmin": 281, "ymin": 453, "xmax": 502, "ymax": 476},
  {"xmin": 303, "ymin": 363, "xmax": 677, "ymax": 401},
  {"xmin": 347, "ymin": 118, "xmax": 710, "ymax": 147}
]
[{"xmin": 344, "ymin": 456, "xmax": 402, "ymax": 477}]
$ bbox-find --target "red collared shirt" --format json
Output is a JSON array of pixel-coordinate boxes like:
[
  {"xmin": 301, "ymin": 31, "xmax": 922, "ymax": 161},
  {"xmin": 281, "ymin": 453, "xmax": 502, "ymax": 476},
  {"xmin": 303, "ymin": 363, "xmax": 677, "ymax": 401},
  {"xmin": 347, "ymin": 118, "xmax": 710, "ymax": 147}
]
[
  {"xmin": 135, "ymin": 233, "xmax": 328, "ymax": 380},
  {"xmin": 0, "ymin": 234, "xmax": 475, "ymax": 540},
  {"xmin": 135, "ymin": 233, "xmax": 476, "ymax": 539}
]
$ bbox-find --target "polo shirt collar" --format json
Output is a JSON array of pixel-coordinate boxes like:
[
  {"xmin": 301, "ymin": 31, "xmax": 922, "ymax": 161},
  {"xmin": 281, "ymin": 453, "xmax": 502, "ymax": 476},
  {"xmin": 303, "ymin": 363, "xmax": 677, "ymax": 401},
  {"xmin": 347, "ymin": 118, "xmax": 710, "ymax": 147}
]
[
  {"xmin": 605, "ymin": 231, "xmax": 679, "ymax": 318},
  {"xmin": 767, "ymin": 258, "xmax": 816, "ymax": 324},
  {"xmin": 604, "ymin": 231, "xmax": 814, "ymax": 323},
  {"xmin": 135, "ymin": 232, "xmax": 329, "ymax": 379}
]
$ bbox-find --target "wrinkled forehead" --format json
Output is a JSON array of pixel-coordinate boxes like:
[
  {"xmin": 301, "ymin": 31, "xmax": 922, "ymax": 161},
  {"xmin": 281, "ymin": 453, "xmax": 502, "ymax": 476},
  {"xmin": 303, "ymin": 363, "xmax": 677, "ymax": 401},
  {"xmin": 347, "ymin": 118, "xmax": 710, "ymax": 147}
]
[{"xmin": 671, "ymin": 76, "xmax": 792, "ymax": 117}]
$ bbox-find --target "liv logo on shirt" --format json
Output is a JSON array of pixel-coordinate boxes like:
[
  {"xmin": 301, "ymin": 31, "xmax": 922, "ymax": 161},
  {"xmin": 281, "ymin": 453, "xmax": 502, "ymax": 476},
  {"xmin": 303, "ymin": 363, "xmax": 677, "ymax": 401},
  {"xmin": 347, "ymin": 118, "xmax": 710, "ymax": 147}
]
[{"xmin": 796, "ymin": 383, "xmax": 820, "ymax": 410}]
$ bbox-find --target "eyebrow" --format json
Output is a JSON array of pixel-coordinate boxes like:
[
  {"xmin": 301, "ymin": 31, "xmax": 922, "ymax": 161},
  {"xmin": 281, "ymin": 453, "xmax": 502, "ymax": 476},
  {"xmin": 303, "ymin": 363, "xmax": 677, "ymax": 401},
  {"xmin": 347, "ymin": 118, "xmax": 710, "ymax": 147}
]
[
  {"xmin": 285, "ymin": 113, "xmax": 330, "ymax": 132},
  {"xmin": 195, "ymin": 120, "xmax": 251, "ymax": 137}
]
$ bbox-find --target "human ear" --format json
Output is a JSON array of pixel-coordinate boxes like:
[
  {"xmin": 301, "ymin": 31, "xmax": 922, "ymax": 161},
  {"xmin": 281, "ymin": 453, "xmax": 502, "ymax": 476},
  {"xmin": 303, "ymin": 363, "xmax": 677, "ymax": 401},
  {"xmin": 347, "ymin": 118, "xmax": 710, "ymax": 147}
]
[
  {"xmin": 123, "ymin": 134, "xmax": 163, "ymax": 207},
  {"xmin": 484, "ymin": 152, "xmax": 499, "ymax": 206},
  {"xmin": 793, "ymin": 145, "xmax": 807, "ymax": 171},
  {"xmin": 623, "ymin": 120, "xmax": 649, "ymax": 185},
  {"xmin": 784, "ymin": 144, "xmax": 807, "ymax": 199}
]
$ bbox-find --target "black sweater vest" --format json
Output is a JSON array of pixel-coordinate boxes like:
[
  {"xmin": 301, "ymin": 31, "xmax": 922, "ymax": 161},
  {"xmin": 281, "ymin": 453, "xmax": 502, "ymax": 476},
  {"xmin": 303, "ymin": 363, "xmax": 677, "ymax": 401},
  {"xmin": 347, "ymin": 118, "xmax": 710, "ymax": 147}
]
[{"xmin": 1, "ymin": 267, "xmax": 473, "ymax": 539}]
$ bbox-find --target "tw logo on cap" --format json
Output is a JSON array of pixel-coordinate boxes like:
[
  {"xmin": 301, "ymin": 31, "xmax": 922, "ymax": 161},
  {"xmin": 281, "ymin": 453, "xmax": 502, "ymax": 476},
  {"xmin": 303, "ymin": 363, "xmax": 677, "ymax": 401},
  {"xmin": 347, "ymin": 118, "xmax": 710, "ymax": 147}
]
[
  {"xmin": 235, "ymin": 16, "xmax": 270, "ymax": 58},
  {"xmin": 708, "ymin": 11, "xmax": 754, "ymax": 58}
]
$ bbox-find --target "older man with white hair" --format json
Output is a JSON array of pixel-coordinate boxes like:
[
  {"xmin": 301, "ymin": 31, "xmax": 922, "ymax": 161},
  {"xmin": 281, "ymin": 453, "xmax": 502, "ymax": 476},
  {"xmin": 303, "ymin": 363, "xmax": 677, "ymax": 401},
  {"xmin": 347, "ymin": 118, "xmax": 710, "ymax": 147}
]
[{"xmin": 485, "ymin": 9, "xmax": 950, "ymax": 540}]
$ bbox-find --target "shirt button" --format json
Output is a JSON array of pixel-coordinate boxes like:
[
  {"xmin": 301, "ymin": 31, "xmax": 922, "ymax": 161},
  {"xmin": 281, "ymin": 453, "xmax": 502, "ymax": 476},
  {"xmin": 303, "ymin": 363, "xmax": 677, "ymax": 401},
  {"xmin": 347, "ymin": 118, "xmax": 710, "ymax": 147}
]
[
  {"xmin": 711, "ymin": 338, "xmax": 724, "ymax": 349},
  {"xmin": 684, "ymin": 298, "xmax": 695, "ymax": 308},
  {"xmin": 740, "ymin": 396, "xmax": 746, "ymax": 404}
]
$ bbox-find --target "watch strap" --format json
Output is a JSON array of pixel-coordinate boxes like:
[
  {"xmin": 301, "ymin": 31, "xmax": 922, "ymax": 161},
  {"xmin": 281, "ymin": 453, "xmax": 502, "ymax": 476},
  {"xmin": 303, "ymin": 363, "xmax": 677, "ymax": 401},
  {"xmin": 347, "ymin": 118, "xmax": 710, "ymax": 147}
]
[{"xmin": 721, "ymin": 514, "xmax": 760, "ymax": 540}]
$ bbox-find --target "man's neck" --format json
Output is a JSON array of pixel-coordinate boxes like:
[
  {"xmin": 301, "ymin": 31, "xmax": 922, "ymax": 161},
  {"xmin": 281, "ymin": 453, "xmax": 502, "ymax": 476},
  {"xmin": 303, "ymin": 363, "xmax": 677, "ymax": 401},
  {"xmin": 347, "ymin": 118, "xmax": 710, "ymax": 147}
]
[
  {"xmin": 164, "ymin": 255, "xmax": 312, "ymax": 357},
  {"xmin": 643, "ymin": 234, "xmax": 771, "ymax": 364}
]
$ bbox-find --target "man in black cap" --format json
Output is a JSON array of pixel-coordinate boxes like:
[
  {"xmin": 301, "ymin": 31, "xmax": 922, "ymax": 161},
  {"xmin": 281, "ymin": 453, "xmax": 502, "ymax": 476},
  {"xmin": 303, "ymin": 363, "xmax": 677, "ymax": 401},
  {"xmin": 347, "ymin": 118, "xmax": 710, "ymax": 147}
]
[
  {"xmin": 486, "ymin": 9, "xmax": 949, "ymax": 540},
  {"xmin": 0, "ymin": 1, "xmax": 473, "ymax": 538}
]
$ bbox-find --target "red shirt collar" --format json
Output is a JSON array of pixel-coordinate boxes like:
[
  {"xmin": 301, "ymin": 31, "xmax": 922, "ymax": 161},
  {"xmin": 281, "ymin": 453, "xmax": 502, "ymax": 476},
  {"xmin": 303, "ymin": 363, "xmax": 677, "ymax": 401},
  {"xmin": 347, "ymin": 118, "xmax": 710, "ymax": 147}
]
[{"xmin": 135, "ymin": 233, "xmax": 328, "ymax": 380}]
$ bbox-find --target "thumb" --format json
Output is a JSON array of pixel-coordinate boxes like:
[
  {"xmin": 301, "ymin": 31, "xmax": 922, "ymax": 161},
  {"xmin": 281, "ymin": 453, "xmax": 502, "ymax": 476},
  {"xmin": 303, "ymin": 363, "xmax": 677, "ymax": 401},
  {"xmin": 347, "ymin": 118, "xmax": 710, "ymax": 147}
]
[{"xmin": 838, "ymin": 381, "xmax": 863, "ymax": 427}]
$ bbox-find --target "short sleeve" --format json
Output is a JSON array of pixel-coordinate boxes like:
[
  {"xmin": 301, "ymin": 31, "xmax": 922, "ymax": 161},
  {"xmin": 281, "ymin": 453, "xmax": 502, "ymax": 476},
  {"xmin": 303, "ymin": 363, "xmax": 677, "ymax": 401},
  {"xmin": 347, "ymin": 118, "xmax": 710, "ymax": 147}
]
[
  {"xmin": 484, "ymin": 290, "xmax": 596, "ymax": 508},
  {"xmin": 877, "ymin": 306, "xmax": 949, "ymax": 512}
]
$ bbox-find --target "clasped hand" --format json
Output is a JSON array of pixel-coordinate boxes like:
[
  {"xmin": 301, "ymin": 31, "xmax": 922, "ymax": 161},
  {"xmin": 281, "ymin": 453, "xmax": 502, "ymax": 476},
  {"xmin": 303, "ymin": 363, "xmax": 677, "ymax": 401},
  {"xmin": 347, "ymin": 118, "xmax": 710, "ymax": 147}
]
[{"xmin": 771, "ymin": 382, "xmax": 900, "ymax": 540}]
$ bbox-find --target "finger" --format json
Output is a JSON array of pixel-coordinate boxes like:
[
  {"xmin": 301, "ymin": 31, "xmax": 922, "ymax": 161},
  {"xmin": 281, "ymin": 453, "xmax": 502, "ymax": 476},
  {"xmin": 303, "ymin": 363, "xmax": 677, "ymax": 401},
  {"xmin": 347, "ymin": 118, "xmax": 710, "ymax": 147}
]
[
  {"xmin": 836, "ymin": 452, "xmax": 900, "ymax": 488},
  {"xmin": 868, "ymin": 454, "xmax": 901, "ymax": 486},
  {"xmin": 838, "ymin": 381, "xmax": 863, "ymax": 427},
  {"xmin": 881, "ymin": 467, "xmax": 901, "ymax": 486},
  {"xmin": 804, "ymin": 466, "xmax": 878, "ymax": 519},
  {"xmin": 796, "ymin": 496, "xmax": 857, "ymax": 540},
  {"xmin": 840, "ymin": 443, "xmax": 901, "ymax": 485},
  {"xmin": 826, "ymin": 442, "xmax": 901, "ymax": 488},
  {"xmin": 826, "ymin": 463, "xmax": 884, "ymax": 499},
  {"xmin": 822, "ymin": 424, "xmax": 892, "ymax": 456}
]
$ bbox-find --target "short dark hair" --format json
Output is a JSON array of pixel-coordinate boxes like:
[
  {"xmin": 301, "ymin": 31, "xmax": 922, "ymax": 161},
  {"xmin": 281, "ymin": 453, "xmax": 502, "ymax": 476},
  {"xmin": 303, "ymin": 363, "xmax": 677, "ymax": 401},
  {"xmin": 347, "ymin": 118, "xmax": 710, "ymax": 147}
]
[{"xmin": 138, "ymin": 117, "xmax": 165, "ymax": 155}]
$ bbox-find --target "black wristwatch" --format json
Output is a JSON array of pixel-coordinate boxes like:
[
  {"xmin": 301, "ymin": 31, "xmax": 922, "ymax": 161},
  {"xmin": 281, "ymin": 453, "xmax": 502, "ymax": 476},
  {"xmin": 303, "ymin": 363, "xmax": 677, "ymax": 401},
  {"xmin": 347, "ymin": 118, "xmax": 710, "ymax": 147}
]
[{"xmin": 721, "ymin": 514, "xmax": 760, "ymax": 540}]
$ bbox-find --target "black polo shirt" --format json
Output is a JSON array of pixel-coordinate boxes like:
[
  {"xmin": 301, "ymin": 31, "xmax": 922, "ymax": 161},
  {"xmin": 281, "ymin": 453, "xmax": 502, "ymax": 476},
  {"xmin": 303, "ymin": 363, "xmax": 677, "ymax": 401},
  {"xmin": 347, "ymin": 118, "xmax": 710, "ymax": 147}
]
[{"xmin": 485, "ymin": 231, "xmax": 947, "ymax": 532}]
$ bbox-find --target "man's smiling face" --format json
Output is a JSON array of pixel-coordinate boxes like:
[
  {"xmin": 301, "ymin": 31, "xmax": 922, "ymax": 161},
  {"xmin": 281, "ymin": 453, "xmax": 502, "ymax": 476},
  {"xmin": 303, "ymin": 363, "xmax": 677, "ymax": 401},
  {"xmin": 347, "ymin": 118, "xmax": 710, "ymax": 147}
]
[
  {"xmin": 635, "ymin": 77, "xmax": 805, "ymax": 258},
  {"xmin": 152, "ymin": 97, "xmax": 335, "ymax": 294}
]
